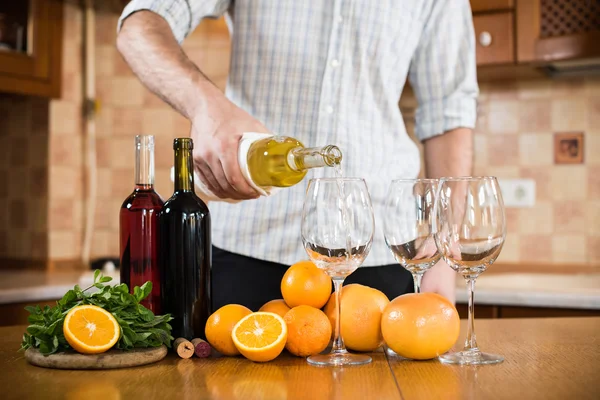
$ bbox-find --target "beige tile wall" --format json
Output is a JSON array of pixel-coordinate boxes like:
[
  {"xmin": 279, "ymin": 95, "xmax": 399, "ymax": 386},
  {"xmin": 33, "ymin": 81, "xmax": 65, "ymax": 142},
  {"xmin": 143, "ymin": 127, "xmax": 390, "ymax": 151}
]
[
  {"xmin": 92, "ymin": 13, "xmax": 230, "ymax": 259},
  {"xmin": 47, "ymin": 1, "xmax": 85, "ymax": 260},
  {"xmin": 1, "ymin": 4, "xmax": 598, "ymax": 268},
  {"xmin": 402, "ymin": 78, "xmax": 600, "ymax": 266},
  {"xmin": 0, "ymin": 95, "xmax": 50, "ymax": 261},
  {"xmin": 0, "ymin": 5, "xmax": 229, "ymax": 263}
]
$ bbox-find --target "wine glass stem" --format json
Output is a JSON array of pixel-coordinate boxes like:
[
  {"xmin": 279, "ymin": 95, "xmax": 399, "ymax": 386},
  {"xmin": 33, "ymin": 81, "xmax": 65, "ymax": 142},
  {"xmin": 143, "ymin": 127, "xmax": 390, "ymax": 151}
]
[
  {"xmin": 332, "ymin": 278, "xmax": 346, "ymax": 353},
  {"xmin": 464, "ymin": 278, "xmax": 479, "ymax": 351},
  {"xmin": 412, "ymin": 273, "xmax": 423, "ymax": 294}
]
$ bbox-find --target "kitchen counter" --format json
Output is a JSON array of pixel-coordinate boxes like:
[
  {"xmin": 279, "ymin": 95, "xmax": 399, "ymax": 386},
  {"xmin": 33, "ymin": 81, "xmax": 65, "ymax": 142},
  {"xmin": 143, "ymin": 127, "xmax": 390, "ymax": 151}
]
[
  {"xmin": 0, "ymin": 268, "xmax": 118, "ymax": 304},
  {"xmin": 455, "ymin": 272, "xmax": 600, "ymax": 309},
  {"xmin": 1, "ymin": 265, "xmax": 599, "ymax": 310},
  {"xmin": 0, "ymin": 270, "xmax": 84, "ymax": 304},
  {"xmin": 1, "ymin": 318, "xmax": 598, "ymax": 399}
]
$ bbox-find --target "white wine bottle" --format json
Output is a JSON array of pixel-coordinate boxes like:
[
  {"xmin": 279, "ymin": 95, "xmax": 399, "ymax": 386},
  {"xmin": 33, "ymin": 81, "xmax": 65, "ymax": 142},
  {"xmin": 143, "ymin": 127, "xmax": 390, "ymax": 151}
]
[{"xmin": 246, "ymin": 136, "xmax": 342, "ymax": 187}]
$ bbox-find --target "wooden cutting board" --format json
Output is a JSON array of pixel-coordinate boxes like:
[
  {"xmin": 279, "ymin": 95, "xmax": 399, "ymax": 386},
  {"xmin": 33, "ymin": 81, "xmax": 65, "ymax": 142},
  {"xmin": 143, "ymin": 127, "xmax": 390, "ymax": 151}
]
[{"xmin": 25, "ymin": 345, "xmax": 168, "ymax": 370}]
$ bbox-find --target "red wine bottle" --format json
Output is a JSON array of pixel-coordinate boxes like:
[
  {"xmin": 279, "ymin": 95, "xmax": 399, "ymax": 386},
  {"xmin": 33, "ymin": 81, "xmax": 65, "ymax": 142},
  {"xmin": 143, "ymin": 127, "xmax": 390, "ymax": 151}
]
[
  {"xmin": 159, "ymin": 138, "xmax": 211, "ymax": 339},
  {"xmin": 120, "ymin": 135, "xmax": 164, "ymax": 313}
]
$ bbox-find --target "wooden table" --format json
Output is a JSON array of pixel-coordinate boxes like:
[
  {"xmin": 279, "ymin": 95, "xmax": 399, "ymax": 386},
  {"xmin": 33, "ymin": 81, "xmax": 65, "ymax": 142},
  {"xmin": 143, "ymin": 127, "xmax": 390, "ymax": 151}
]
[{"xmin": 1, "ymin": 318, "xmax": 599, "ymax": 399}]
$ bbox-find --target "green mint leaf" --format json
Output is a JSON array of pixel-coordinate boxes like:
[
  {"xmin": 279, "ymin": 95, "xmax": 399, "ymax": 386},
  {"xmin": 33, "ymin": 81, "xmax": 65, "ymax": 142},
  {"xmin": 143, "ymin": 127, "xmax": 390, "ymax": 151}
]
[
  {"xmin": 20, "ymin": 333, "xmax": 33, "ymax": 351},
  {"xmin": 27, "ymin": 314, "xmax": 44, "ymax": 324},
  {"xmin": 140, "ymin": 282, "xmax": 153, "ymax": 301},
  {"xmin": 137, "ymin": 305, "xmax": 154, "ymax": 322},
  {"xmin": 136, "ymin": 332, "xmax": 152, "ymax": 342},
  {"xmin": 74, "ymin": 285, "xmax": 84, "ymax": 299},
  {"xmin": 114, "ymin": 284, "xmax": 128, "ymax": 294},
  {"xmin": 46, "ymin": 319, "xmax": 62, "ymax": 336},
  {"xmin": 58, "ymin": 290, "xmax": 78, "ymax": 307},
  {"xmin": 26, "ymin": 324, "xmax": 49, "ymax": 337},
  {"xmin": 100, "ymin": 276, "xmax": 112, "ymax": 283},
  {"xmin": 51, "ymin": 336, "xmax": 59, "ymax": 352},
  {"xmin": 93, "ymin": 283, "xmax": 104, "ymax": 289},
  {"xmin": 133, "ymin": 286, "xmax": 142, "ymax": 303},
  {"xmin": 24, "ymin": 306, "xmax": 40, "ymax": 314},
  {"xmin": 93, "ymin": 269, "xmax": 101, "ymax": 283}
]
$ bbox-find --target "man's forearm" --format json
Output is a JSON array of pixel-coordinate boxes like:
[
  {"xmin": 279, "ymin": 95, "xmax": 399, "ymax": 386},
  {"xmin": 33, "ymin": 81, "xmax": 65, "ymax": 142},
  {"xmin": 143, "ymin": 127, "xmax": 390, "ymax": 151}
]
[
  {"xmin": 420, "ymin": 127, "xmax": 473, "ymax": 303},
  {"xmin": 423, "ymin": 127, "xmax": 473, "ymax": 179},
  {"xmin": 117, "ymin": 11, "xmax": 224, "ymax": 121}
]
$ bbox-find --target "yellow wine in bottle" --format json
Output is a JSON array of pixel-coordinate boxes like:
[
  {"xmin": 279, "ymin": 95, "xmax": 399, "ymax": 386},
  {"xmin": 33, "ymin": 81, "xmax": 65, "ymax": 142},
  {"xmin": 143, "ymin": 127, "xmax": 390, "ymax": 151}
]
[{"xmin": 246, "ymin": 136, "xmax": 342, "ymax": 187}]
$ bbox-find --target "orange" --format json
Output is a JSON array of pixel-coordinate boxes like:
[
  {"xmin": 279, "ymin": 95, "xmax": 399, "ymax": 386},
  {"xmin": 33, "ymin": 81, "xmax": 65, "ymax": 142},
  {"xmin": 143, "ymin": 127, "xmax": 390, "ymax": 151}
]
[
  {"xmin": 381, "ymin": 293, "xmax": 460, "ymax": 360},
  {"xmin": 231, "ymin": 312, "xmax": 287, "ymax": 362},
  {"xmin": 324, "ymin": 284, "xmax": 389, "ymax": 352},
  {"xmin": 259, "ymin": 299, "xmax": 291, "ymax": 319},
  {"xmin": 281, "ymin": 260, "xmax": 332, "ymax": 309},
  {"xmin": 63, "ymin": 305, "xmax": 120, "ymax": 354},
  {"xmin": 284, "ymin": 305, "xmax": 331, "ymax": 357},
  {"xmin": 205, "ymin": 304, "xmax": 252, "ymax": 356}
]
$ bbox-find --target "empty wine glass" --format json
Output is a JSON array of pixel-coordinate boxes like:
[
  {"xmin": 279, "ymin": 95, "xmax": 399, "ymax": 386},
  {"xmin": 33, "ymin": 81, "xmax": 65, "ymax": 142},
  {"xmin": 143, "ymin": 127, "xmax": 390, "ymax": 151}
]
[
  {"xmin": 433, "ymin": 177, "xmax": 506, "ymax": 365},
  {"xmin": 384, "ymin": 179, "xmax": 440, "ymax": 294},
  {"xmin": 301, "ymin": 178, "xmax": 375, "ymax": 366}
]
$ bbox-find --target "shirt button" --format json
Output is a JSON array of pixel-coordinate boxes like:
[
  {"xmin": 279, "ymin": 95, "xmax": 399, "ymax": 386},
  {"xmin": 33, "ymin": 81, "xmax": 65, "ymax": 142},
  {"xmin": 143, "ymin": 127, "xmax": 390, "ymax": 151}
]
[
  {"xmin": 336, "ymin": 16, "xmax": 343, "ymax": 24},
  {"xmin": 331, "ymin": 59, "xmax": 340, "ymax": 68},
  {"xmin": 326, "ymin": 106, "xmax": 334, "ymax": 114}
]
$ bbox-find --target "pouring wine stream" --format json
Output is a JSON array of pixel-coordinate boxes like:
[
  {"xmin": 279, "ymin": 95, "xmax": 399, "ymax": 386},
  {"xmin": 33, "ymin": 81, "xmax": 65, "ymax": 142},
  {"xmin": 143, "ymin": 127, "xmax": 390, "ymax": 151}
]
[{"xmin": 334, "ymin": 164, "xmax": 354, "ymax": 276}]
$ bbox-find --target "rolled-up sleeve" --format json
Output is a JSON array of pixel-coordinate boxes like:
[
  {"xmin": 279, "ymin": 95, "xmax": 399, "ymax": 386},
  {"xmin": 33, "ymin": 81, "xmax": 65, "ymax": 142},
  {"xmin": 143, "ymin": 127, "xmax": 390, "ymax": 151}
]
[
  {"xmin": 408, "ymin": 0, "xmax": 479, "ymax": 142},
  {"xmin": 118, "ymin": 0, "xmax": 231, "ymax": 43}
]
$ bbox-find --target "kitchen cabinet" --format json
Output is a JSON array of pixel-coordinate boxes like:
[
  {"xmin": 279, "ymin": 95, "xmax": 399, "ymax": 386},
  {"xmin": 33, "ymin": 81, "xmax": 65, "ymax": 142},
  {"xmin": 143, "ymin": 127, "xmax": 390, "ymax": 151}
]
[
  {"xmin": 0, "ymin": 0, "xmax": 63, "ymax": 98},
  {"xmin": 471, "ymin": 0, "xmax": 600, "ymax": 76},
  {"xmin": 473, "ymin": 12, "xmax": 515, "ymax": 65},
  {"xmin": 0, "ymin": 299, "xmax": 58, "ymax": 327},
  {"xmin": 471, "ymin": 0, "xmax": 514, "ymax": 13},
  {"xmin": 455, "ymin": 303, "xmax": 600, "ymax": 319},
  {"xmin": 516, "ymin": 0, "xmax": 600, "ymax": 63}
]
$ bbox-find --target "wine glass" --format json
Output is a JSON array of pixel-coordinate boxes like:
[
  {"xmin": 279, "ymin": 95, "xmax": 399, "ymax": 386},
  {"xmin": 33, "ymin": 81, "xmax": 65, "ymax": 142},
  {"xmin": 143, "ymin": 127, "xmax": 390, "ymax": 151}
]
[
  {"xmin": 433, "ymin": 177, "xmax": 506, "ymax": 365},
  {"xmin": 384, "ymin": 179, "xmax": 440, "ymax": 293},
  {"xmin": 301, "ymin": 178, "xmax": 375, "ymax": 366}
]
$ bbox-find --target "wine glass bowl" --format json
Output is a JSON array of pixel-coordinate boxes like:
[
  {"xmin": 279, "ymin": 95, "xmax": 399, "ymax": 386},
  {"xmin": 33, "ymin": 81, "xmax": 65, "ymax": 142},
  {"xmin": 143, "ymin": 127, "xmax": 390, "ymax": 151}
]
[
  {"xmin": 433, "ymin": 176, "xmax": 506, "ymax": 365},
  {"xmin": 383, "ymin": 179, "xmax": 440, "ymax": 293},
  {"xmin": 301, "ymin": 178, "xmax": 375, "ymax": 366}
]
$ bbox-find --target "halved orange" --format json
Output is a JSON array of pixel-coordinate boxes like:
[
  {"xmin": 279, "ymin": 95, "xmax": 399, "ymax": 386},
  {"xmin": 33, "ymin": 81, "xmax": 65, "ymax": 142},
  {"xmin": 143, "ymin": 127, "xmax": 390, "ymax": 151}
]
[
  {"xmin": 231, "ymin": 312, "xmax": 287, "ymax": 362},
  {"xmin": 63, "ymin": 305, "xmax": 120, "ymax": 354}
]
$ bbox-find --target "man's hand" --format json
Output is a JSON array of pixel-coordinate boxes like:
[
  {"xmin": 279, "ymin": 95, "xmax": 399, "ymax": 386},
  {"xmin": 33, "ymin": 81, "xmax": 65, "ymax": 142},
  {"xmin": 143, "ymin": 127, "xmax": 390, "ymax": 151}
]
[
  {"xmin": 191, "ymin": 97, "xmax": 266, "ymax": 200},
  {"xmin": 421, "ymin": 259, "xmax": 457, "ymax": 304},
  {"xmin": 420, "ymin": 126, "xmax": 473, "ymax": 303},
  {"xmin": 117, "ymin": 11, "xmax": 264, "ymax": 200}
]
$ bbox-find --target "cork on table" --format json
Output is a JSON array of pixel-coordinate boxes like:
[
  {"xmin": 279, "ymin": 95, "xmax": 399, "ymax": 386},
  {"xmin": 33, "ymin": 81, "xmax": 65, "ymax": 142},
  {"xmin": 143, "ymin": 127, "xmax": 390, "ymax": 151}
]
[{"xmin": 0, "ymin": 318, "xmax": 599, "ymax": 400}]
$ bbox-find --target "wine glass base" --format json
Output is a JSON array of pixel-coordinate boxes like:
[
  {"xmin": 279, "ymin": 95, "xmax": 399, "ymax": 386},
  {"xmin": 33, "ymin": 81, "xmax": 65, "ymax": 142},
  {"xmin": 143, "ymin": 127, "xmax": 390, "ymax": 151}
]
[
  {"xmin": 307, "ymin": 352, "xmax": 372, "ymax": 366},
  {"xmin": 439, "ymin": 350, "xmax": 504, "ymax": 365},
  {"xmin": 384, "ymin": 346, "xmax": 397, "ymax": 357}
]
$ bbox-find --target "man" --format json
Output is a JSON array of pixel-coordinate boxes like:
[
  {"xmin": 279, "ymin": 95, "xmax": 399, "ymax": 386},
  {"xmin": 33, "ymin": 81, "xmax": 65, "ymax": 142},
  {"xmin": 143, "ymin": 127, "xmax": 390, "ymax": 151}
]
[{"xmin": 117, "ymin": 0, "xmax": 477, "ymax": 311}]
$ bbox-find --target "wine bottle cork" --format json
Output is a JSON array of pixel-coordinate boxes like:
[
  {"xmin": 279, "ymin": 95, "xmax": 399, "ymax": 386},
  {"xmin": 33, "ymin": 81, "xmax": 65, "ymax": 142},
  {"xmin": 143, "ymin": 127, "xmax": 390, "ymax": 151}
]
[
  {"xmin": 173, "ymin": 338, "xmax": 194, "ymax": 359},
  {"xmin": 191, "ymin": 338, "xmax": 211, "ymax": 358}
]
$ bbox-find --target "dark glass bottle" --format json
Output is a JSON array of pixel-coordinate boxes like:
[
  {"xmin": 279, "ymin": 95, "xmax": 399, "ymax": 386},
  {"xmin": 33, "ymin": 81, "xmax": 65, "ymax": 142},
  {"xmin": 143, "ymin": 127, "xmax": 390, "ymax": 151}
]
[
  {"xmin": 120, "ymin": 135, "xmax": 164, "ymax": 313},
  {"xmin": 159, "ymin": 138, "xmax": 211, "ymax": 339}
]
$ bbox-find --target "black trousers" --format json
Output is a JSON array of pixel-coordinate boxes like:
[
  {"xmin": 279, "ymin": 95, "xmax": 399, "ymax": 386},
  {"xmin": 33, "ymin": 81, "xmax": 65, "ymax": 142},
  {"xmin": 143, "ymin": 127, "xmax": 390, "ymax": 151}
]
[{"xmin": 212, "ymin": 246, "xmax": 414, "ymax": 311}]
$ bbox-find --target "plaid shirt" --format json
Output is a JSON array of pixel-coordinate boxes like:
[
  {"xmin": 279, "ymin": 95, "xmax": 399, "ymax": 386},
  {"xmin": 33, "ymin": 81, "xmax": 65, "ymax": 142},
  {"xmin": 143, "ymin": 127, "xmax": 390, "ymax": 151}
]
[{"xmin": 119, "ymin": 0, "xmax": 478, "ymax": 266}]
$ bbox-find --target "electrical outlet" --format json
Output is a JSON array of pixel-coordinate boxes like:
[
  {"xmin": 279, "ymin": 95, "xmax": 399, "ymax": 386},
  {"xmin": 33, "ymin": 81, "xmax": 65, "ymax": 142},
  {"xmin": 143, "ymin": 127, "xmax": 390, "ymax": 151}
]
[{"xmin": 497, "ymin": 179, "xmax": 536, "ymax": 208}]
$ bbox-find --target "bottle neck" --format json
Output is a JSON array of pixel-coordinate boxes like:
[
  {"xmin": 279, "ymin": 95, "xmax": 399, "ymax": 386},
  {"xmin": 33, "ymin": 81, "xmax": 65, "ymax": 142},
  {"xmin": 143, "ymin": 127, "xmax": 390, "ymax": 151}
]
[
  {"xmin": 174, "ymin": 147, "xmax": 195, "ymax": 192},
  {"xmin": 135, "ymin": 135, "xmax": 155, "ymax": 188},
  {"xmin": 289, "ymin": 145, "xmax": 343, "ymax": 171}
]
